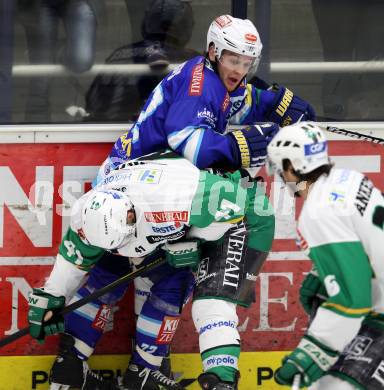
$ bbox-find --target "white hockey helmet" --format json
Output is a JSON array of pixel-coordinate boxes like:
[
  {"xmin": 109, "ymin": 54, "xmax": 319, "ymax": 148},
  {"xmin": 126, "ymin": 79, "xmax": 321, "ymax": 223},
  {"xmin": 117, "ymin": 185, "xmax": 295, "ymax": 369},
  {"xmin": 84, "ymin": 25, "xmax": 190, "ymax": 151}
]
[
  {"xmin": 81, "ymin": 190, "xmax": 135, "ymax": 249},
  {"xmin": 266, "ymin": 121, "xmax": 330, "ymax": 176},
  {"xmin": 206, "ymin": 15, "xmax": 262, "ymax": 60}
]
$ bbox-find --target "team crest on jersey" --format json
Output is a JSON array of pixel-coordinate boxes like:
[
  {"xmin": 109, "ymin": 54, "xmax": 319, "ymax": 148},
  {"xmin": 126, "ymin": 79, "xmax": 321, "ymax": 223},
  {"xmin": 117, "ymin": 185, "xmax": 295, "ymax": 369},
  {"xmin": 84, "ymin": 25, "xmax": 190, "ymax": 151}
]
[
  {"xmin": 215, "ymin": 15, "xmax": 232, "ymax": 28},
  {"xmin": 189, "ymin": 63, "xmax": 204, "ymax": 96}
]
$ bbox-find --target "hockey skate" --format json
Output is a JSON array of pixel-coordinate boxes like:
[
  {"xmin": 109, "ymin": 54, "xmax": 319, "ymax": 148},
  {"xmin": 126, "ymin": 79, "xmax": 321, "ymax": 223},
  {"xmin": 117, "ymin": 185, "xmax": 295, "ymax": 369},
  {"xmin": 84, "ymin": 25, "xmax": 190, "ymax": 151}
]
[
  {"xmin": 122, "ymin": 362, "xmax": 185, "ymax": 390},
  {"xmin": 49, "ymin": 334, "xmax": 120, "ymax": 390},
  {"xmin": 197, "ymin": 372, "xmax": 239, "ymax": 390}
]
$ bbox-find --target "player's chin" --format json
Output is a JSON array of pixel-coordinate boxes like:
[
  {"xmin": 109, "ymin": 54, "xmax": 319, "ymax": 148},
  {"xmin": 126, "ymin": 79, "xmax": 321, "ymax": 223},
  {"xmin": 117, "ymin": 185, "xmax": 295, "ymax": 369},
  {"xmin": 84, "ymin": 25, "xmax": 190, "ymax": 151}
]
[{"xmin": 225, "ymin": 79, "xmax": 241, "ymax": 92}]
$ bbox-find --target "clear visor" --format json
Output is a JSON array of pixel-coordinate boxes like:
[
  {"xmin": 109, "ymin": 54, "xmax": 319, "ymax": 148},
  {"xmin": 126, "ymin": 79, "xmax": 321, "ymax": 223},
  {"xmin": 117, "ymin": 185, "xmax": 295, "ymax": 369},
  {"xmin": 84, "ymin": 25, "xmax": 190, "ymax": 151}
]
[
  {"xmin": 114, "ymin": 223, "xmax": 136, "ymax": 249},
  {"xmin": 218, "ymin": 52, "xmax": 257, "ymax": 73}
]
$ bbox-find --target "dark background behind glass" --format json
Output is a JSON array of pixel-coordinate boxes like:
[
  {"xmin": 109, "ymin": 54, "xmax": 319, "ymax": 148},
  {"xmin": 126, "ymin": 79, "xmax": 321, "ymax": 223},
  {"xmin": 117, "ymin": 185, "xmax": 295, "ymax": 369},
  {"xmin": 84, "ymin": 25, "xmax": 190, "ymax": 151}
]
[{"xmin": 2, "ymin": 0, "xmax": 384, "ymax": 124}]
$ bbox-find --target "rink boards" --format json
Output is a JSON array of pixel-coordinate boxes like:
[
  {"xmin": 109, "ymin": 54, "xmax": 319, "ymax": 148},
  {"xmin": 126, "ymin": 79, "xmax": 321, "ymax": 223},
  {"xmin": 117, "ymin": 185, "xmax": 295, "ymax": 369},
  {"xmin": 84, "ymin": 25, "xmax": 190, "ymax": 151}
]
[
  {"xmin": 0, "ymin": 127, "xmax": 383, "ymax": 389},
  {"xmin": 0, "ymin": 352, "xmax": 289, "ymax": 390}
]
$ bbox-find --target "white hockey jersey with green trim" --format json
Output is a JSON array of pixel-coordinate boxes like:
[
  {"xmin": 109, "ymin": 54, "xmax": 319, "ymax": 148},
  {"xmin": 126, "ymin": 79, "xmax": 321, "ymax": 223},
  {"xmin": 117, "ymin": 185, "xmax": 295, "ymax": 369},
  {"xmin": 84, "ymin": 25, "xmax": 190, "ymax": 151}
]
[{"xmin": 297, "ymin": 168, "xmax": 384, "ymax": 351}]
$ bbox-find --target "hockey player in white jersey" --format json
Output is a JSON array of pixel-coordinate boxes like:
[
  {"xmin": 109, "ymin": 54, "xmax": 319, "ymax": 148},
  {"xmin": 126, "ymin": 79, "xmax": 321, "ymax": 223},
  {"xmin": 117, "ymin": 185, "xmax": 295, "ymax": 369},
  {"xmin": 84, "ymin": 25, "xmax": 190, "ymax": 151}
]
[
  {"xmin": 266, "ymin": 121, "xmax": 384, "ymax": 390},
  {"xmin": 27, "ymin": 155, "xmax": 274, "ymax": 390}
]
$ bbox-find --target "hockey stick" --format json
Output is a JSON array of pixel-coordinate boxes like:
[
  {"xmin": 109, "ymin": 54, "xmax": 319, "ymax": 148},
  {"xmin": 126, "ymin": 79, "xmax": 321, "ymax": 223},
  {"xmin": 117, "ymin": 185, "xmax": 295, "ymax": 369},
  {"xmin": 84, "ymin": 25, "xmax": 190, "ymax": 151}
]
[
  {"xmin": 325, "ymin": 125, "xmax": 384, "ymax": 145},
  {"xmin": 0, "ymin": 256, "xmax": 166, "ymax": 348},
  {"xmin": 292, "ymin": 374, "xmax": 301, "ymax": 390}
]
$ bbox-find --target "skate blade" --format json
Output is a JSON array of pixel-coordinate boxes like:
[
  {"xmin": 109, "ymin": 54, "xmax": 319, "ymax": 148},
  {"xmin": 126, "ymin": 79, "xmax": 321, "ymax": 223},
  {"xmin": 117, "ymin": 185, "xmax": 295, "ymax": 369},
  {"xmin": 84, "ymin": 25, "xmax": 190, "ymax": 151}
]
[{"xmin": 49, "ymin": 383, "xmax": 70, "ymax": 390}]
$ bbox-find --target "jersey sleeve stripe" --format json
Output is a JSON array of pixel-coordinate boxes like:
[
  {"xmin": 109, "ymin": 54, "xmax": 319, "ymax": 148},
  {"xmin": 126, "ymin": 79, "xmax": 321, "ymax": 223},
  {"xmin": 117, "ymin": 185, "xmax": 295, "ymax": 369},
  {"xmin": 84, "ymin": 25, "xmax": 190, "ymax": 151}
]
[
  {"xmin": 183, "ymin": 128, "xmax": 205, "ymax": 165},
  {"xmin": 323, "ymin": 302, "xmax": 371, "ymax": 315},
  {"xmin": 167, "ymin": 125, "xmax": 197, "ymax": 149}
]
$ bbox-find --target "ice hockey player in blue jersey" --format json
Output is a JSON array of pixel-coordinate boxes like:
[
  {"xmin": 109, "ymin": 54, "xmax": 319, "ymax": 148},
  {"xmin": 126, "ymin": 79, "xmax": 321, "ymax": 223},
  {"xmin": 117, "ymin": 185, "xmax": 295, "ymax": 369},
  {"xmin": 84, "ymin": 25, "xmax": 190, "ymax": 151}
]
[
  {"xmin": 32, "ymin": 13, "xmax": 316, "ymax": 390},
  {"xmin": 99, "ymin": 14, "xmax": 315, "ymax": 177}
]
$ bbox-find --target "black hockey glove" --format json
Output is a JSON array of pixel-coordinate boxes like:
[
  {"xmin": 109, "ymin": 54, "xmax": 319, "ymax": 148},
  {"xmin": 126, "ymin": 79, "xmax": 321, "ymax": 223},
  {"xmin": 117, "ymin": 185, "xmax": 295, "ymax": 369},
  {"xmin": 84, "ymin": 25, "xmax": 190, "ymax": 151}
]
[{"xmin": 229, "ymin": 123, "xmax": 279, "ymax": 168}]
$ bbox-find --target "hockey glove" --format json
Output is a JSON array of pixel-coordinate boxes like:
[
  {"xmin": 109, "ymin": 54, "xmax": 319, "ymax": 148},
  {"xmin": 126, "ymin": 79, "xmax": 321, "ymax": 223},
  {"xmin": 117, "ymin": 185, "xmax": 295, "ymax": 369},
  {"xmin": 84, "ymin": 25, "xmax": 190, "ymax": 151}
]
[
  {"xmin": 229, "ymin": 123, "xmax": 279, "ymax": 168},
  {"xmin": 300, "ymin": 271, "xmax": 328, "ymax": 315},
  {"xmin": 28, "ymin": 288, "xmax": 65, "ymax": 343},
  {"xmin": 267, "ymin": 86, "xmax": 316, "ymax": 127},
  {"xmin": 163, "ymin": 240, "xmax": 200, "ymax": 268},
  {"xmin": 274, "ymin": 335, "xmax": 338, "ymax": 388},
  {"xmin": 299, "ymin": 271, "xmax": 328, "ymax": 315}
]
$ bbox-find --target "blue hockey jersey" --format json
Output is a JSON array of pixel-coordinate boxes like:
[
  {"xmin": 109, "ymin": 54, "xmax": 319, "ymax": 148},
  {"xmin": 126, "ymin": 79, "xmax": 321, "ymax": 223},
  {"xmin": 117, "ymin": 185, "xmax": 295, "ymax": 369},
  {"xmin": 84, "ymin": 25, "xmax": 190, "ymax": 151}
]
[{"xmin": 99, "ymin": 55, "xmax": 278, "ymax": 178}]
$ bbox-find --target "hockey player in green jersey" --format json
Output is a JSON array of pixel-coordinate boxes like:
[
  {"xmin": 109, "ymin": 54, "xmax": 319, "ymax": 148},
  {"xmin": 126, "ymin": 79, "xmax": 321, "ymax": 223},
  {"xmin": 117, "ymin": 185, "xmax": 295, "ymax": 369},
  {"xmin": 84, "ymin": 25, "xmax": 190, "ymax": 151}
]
[
  {"xmin": 266, "ymin": 121, "xmax": 384, "ymax": 390},
  {"xmin": 27, "ymin": 154, "xmax": 274, "ymax": 389}
]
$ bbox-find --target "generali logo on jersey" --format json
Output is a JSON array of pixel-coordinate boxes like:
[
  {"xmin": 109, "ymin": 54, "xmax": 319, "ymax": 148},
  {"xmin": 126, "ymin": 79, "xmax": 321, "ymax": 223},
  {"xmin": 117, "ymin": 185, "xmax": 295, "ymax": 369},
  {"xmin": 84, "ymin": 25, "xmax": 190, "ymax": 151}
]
[
  {"xmin": 189, "ymin": 63, "xmax": 204, "ymax": 96},
  {"xmin": 144, "ymin": 211, "xmax": 189, "ymax": 223}
]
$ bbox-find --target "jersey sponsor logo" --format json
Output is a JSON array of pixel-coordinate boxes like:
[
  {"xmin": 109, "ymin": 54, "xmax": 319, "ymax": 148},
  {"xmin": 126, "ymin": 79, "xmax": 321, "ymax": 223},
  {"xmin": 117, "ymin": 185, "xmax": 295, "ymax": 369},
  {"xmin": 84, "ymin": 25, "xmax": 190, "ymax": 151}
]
[
  {"xmin": 189, "ymin": 63, "xmax": 204, "ymax": 96},
  {"xmin": 92, "ymin": 304, "xmax": 112, "ymax": 332},
  {"xmin": 204, "ymin": 355, "xmax": 237, "ymax": 369},
  {"xmin": 137, "ymin": 169, "xmax": 162, "ymax": 184},
  {"xmin": 156, "ymin": 316, "xmax": 180, "ymax": 344},
  {"xmin": 152, "ymin": 225, "xmax": 176, "ymax": 233},
  {"xmin": 102, "ymin": 172, "xmax": 131, "ymax": 186},
  {"xmin": 215, "ymin": 15, "xmax": 232, "ymax": 28},
  {"xmin": 223, "ymin": 223, "xmax": 246, "ymax": 289},
  {"xmin": 195, "ymin": 257, "xmax": 217, "ymax": 285},
  {"xmin": 275, "ymin": 88, "xmax": 293, "ymax": 117},
  {"xmin": 222, "ymin": 92, "xmax": 230, "ymax": 112},
  {"xmin": 199, "ymin": 320, "xmax": 236, "ymax": 335},
  {"xmin": 329, "ymin": 190, "xmax": 346, "ymax": 203},
  {"xmin": 197, "ymin": 107, "xmax": 218, "ymax": 127},
  {"xmin": 344, "ymin": 336, "xmax": 372, "ymax": 357},
  {"xmin": 354, "ymin": 176, "xmax": 374, "ymax": 216},
  {"xmin": 147, "ymin": 230, "xmax": 186, "ymax": 244},
  {"xmin": 144, "ymin": 211, "xmax": 189, "ymax": 223},
  {"xmin": 245, "ymin": 33, "xmax": 257, "ymax": 43},
  {"xmin": 304, "ymin": 141, "xmax": 327, "ymax": 156},
  {"xmin": 372, "ymin": 361, "xmax": 384, "ymax": 385}
]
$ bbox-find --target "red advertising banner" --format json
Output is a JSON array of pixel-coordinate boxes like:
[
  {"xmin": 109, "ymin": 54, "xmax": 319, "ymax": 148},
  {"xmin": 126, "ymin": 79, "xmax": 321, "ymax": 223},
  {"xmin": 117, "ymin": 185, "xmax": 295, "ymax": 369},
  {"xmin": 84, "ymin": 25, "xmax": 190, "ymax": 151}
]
[{"xmin": 0, "ymin": 141, "xmax": 382, "ymax": 356}]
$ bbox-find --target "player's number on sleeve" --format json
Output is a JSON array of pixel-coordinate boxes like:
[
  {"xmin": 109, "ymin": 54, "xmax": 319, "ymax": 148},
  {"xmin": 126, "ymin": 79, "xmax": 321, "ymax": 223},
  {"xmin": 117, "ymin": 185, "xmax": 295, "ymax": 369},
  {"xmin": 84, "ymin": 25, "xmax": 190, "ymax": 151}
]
[{"xmin": 64, "ymin": 240, "xmax": 84, "ymax": 265}]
